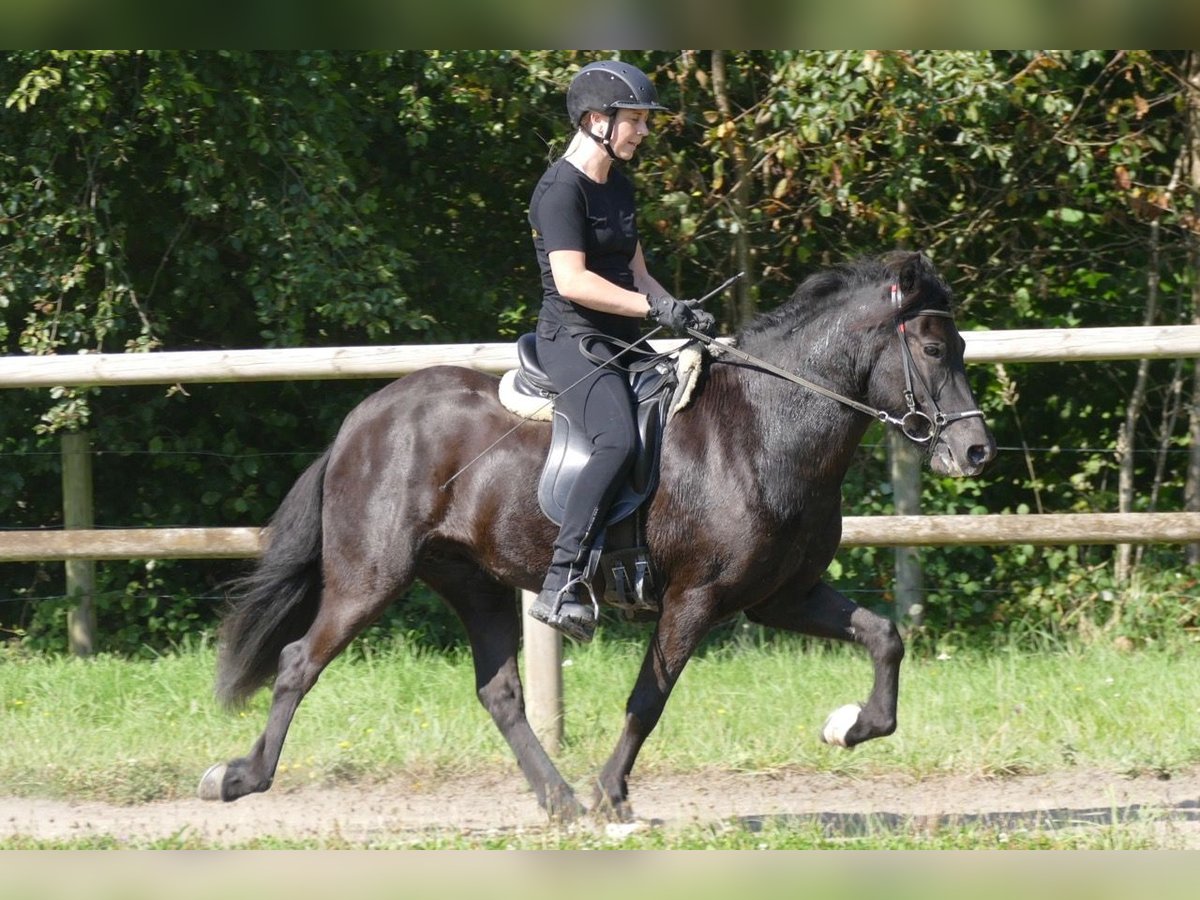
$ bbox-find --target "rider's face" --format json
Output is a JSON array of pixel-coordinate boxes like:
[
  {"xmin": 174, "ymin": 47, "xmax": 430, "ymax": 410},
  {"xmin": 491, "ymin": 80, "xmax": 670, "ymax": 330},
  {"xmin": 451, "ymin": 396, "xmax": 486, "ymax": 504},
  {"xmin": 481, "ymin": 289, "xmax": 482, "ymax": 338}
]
[{"xmin": 598, "ymin": 109, "xmax": 651, "ymax": 160}]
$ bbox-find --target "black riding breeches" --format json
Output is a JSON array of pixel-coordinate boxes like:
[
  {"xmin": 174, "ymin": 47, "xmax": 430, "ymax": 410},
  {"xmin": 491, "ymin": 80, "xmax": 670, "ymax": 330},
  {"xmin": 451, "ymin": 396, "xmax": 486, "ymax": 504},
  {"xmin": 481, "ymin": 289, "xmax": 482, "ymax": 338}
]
[{"xmin": 536, "ymin": 331, "xmax": 639, "ymax": 582}]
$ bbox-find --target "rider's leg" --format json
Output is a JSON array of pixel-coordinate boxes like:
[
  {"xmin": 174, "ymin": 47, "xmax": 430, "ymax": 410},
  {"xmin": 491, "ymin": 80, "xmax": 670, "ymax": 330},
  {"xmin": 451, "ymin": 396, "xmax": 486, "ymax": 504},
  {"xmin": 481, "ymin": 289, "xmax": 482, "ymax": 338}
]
[{"xmin": 530, "ymin": 333, "xmax": 638, "ymax": 641}]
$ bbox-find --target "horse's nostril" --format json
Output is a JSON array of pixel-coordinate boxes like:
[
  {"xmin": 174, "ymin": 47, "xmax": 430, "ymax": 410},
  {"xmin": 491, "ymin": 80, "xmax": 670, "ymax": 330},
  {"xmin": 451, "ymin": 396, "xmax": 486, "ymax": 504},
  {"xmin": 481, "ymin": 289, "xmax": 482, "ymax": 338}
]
[{"xmin": 968, "ymin": 444, "xmax": 993, "ymax": 468}]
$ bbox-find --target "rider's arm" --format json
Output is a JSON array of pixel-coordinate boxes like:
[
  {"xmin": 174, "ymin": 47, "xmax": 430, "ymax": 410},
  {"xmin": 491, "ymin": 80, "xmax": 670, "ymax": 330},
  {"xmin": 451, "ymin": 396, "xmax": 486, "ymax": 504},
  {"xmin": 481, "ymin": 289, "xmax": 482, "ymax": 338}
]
[
  {"xmin": 548, "ymin": 248, "xmax": 653, "ymax": 319},
  {"xmin": 630, "ymin": 243, "xmax": 670, "ymax": 303}
]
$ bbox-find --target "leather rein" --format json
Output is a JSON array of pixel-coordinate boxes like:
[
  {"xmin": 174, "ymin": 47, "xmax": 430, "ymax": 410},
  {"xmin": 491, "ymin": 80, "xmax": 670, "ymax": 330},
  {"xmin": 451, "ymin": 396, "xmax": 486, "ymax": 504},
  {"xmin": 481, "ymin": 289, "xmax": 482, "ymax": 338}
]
[{"xmin": 685, "ymin": 283, "xmax": 985, "ymax": 450}]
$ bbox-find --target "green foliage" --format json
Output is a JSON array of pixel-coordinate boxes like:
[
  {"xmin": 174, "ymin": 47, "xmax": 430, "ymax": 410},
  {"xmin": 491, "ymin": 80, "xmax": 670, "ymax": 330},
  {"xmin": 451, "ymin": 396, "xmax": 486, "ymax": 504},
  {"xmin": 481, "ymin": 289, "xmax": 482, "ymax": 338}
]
[
  {"xmin": 19, "ymin": 560, "xmax": 212, "ymax": 656},
  {"xmin": 971, "ymin": 551, "xmax": 1200, "ymax": 650},
  {"xmin": 2, "ymin": 51, "xmax": 1198, "ymax": 654}
]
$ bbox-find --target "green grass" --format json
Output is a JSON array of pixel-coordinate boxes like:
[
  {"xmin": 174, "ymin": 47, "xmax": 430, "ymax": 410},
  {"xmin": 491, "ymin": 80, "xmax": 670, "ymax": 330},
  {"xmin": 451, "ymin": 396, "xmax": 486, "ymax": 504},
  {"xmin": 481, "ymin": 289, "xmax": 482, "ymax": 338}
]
[
  {"xmin": 2, "ymin": 634, "xmax": 1199, "ymax": 848},
  {"xmin": 3, "ymin": 636, "xmax": 1200, "ymax": 799}
]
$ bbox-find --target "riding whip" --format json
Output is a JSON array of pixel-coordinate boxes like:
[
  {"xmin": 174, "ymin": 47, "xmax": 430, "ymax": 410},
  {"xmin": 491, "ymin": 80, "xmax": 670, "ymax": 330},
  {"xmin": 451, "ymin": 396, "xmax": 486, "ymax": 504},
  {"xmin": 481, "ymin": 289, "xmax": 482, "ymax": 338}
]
[
  {"xmin": 439, "ymin": 274, "xmax": 744, "ymax": 492},
  {"xmin": 439, "ymin": 324, "xmax": 669, "ymax": 491}
]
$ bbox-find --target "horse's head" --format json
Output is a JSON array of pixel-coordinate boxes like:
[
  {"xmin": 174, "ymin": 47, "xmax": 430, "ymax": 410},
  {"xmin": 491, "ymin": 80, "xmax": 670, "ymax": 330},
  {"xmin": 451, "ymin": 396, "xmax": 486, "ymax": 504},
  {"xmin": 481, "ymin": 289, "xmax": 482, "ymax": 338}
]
[
  {"xmin": 867, "ymin": 252, "xmax": 997, "ymax": 478},
  {"xmin": 732, "ymin": 251, "xmax": 996, "ymax": 478}
]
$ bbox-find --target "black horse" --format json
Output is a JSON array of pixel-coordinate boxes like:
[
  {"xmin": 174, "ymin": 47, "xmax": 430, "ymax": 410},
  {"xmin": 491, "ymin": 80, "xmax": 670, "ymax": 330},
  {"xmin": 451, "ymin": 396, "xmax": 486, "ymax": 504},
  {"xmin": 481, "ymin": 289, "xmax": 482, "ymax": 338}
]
[{"xmin": 199, "ymin": 251, "xmax": 996, "ymax": 822}]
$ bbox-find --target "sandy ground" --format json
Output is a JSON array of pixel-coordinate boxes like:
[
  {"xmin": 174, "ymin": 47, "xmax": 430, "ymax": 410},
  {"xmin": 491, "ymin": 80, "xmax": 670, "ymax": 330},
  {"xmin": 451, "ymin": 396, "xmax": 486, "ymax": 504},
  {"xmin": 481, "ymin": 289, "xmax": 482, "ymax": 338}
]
[{"xmin": 4, "ymin": 766, "xmax": 1200, "ymax": 846}]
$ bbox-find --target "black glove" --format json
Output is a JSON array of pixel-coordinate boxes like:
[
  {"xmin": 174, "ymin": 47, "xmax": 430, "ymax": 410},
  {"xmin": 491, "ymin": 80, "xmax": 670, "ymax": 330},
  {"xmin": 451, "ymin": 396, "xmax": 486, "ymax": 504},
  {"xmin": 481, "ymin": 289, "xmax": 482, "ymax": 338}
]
[{"xmin": 646, "ymin": 293, "xmax": 717, "ymax": 337}]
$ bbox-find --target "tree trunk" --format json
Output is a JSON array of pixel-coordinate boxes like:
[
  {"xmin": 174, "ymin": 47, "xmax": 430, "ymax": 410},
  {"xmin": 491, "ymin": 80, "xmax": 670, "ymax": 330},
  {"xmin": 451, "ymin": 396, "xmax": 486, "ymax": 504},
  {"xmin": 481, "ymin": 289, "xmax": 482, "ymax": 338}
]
[
  {"xmin": 889, "ymin": 197, "xmax": 924, "ymax": 628},
  {"xmin": 889, "ymin": 429, "xmax": 925, "ymax": 631},
  {"xmin": 1185, "ymin": 51, "xmax": 1200, "ymax": 566},
  {"xmin": 710, "ymin": 50, "xmax": 755, "ymax": 327},
  {"xmin": 1116, "ymin": 122, "xmax": 1189, "ymax": 581},
  {"xmin": 62, "ymin": 431, "xmax": 96, "ymax": 656},
  {"xmin": 1114, "ymin": 229, "xmax": 1159, "ymax": 583},
  {"xmin": 1137, "ymin": 356, "xmax": 1186, "ymax": 569}
]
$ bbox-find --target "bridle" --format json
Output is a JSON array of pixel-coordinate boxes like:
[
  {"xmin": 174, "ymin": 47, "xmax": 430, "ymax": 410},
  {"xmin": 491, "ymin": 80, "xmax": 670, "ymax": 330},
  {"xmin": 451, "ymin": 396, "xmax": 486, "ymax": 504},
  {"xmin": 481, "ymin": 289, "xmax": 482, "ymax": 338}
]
[
  {"xmin": 685, "ymin": 282, "xmax": 986, "ymax": 451},
  {"xmin": 885, "ymin": 284, "xmax": 986, "ymax": 449}
]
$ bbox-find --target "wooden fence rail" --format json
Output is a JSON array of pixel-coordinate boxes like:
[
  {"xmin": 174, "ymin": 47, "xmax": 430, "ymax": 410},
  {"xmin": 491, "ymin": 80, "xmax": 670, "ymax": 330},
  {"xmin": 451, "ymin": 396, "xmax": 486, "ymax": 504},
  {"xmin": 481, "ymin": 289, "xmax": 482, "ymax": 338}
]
[
  {"xmin": 2, "ymin": 325, "xmax": 1200, "ymax": 388},
  {"xmin": 4, "ymin": 323, "xmax": 1198, "ymax": 563},
  {"xmin": 3, "ymin": 513, "xmax": 1200, "ymax": 562}
]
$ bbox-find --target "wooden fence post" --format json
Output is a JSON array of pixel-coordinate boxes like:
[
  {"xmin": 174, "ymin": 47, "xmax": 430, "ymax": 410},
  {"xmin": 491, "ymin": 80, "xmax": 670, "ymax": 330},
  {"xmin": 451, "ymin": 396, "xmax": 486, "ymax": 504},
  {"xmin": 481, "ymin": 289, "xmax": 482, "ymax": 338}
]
[
  {"xmin": 61, "ymin": 430, "xmax": 97, "ymax": 656},
  {"xmin": 520, "ymin": 589, "xmax": 563, "ymax": 754},
  {"xmin": 889, "ymin": 430, "xmax": 925, "ymax": 631}
]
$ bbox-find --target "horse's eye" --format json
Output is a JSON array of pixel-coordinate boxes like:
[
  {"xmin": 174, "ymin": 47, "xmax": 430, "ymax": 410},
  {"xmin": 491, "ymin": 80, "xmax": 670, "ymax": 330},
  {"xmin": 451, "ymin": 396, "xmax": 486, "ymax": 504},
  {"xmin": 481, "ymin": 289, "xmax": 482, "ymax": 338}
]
[{"xmin": 924, "ymin": 344, "xmax": 943, "ymax": 359}]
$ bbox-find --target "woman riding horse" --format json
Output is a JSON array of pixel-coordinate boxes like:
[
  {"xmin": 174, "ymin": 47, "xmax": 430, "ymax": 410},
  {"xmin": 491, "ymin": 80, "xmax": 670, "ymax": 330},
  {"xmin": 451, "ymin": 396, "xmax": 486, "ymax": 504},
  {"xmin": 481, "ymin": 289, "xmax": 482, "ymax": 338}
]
[{"xmin": 526, "ymin": 59, "xmax": 715, "ymax": 642}]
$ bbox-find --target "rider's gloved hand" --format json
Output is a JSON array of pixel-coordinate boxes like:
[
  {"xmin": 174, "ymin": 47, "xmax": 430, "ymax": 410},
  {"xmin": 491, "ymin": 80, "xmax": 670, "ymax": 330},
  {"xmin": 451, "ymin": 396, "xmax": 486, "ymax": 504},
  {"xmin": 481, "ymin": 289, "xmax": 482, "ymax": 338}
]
[
  {"xmin": 646, "ymin": 293, "xmax": 717, "ymax": 337},
  {"xmin": 688, "ymin": 304, "xmax": 717, "ymax": 337}
]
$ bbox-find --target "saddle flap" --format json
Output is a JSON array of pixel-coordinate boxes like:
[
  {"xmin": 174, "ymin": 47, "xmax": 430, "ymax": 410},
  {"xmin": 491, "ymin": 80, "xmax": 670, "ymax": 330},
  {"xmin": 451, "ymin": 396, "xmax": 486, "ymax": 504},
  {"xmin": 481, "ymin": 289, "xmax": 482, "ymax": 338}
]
[{"xmin": 531, "ymin": 355, "xmax": 676, "ymax": 530}]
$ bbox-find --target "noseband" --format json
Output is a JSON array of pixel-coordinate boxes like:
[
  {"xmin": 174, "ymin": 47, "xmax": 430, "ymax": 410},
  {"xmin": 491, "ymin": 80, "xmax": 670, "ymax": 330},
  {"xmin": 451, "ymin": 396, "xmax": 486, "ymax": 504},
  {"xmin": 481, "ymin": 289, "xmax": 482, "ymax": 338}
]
[{"xmin": 684, "ymin": 282, "xmax": 985, "ymax": 451}]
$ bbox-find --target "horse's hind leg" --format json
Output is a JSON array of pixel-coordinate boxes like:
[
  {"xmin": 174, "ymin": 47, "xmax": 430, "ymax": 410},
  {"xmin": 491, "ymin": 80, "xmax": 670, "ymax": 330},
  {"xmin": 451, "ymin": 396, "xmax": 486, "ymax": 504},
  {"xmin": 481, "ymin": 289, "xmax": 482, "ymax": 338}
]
[
  {"xmin": 200, "ymin": 581, "xmax": 396, "ymax": 802},
  {"xmin": 423, "ymin": 561, "xmax": 586, "ymax": 822},
  {"xmin": 745, "ymin": 580, "xmax": 904, "ymax": 747}
]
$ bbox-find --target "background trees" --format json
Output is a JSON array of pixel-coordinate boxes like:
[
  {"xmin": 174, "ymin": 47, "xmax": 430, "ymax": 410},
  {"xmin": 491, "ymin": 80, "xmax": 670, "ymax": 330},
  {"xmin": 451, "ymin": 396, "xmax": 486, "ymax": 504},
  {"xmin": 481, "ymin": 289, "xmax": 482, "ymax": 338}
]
[{"xmin": 2, "ymin": 50, "xmax": 1196, "ymax": 653}]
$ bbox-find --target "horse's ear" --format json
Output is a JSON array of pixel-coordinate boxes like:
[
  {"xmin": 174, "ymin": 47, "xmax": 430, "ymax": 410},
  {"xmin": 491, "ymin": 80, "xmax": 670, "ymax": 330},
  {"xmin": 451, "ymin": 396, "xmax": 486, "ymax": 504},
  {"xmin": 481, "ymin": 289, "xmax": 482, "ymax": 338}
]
[
  {"xmin": 897, "ymin": 252, "xmax": 921, "ymax": 294},
  {"xmin": 880, "ymin": 250, "xmax": 930, "ymax": 295},
  {"xmin": 897, "ymin": 251, "xmax": 933, "ymax": 294}
]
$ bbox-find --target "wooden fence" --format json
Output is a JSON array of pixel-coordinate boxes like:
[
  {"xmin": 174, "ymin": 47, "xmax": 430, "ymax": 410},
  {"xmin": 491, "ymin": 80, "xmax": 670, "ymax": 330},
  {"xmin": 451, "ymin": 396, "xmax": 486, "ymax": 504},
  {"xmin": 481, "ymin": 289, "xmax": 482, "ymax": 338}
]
[
  {"xmin": 3, "ymin": 512, "xmax": 1200, "ymax": 562},
  {"xmin": 3, "ymin": 325, "xmax": 1200, "ymax": 749},
  {"xmin": 3, "ymin": 324, "xmax": 1199, "ymax": 563},
  {"xmin": 3, "ymin": 324, "xmax": 1199, "ymax": 387}
]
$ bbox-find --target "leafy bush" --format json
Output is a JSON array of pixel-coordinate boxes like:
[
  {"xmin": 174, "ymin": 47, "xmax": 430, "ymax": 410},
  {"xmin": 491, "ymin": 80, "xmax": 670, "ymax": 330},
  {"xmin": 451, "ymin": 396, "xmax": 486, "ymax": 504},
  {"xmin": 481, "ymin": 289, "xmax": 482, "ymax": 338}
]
[{"xmin": 3, "ymin": 50, "xmax": 1198, "ymax": 657}]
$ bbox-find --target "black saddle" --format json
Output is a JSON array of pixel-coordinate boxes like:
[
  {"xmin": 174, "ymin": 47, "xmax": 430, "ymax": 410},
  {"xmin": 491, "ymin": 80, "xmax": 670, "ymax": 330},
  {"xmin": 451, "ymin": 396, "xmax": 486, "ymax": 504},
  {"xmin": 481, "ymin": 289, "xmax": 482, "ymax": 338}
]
[
  {"xmin": 512, "ymin": 332, "xmax": 676, "ymax": 528},
  {"xmin": 509, "ymin": 332, "xmax": 681, "ymax": 617}
]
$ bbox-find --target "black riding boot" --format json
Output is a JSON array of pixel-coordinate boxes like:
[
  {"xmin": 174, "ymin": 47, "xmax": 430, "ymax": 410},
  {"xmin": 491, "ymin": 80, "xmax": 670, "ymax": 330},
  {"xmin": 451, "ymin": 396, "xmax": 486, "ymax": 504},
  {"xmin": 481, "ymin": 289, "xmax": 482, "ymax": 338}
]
[{"xmin": 528, "ymin": 564, "xmax": 599, "ymax": 643}]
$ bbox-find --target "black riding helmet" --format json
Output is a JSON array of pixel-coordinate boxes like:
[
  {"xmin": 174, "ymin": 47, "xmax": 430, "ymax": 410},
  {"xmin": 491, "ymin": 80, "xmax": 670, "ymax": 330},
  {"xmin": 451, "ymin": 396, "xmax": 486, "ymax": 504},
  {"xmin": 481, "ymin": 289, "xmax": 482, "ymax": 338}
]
[{"xmin": 566, "ymin": 60, "xmax": 668, "ymax": 159}]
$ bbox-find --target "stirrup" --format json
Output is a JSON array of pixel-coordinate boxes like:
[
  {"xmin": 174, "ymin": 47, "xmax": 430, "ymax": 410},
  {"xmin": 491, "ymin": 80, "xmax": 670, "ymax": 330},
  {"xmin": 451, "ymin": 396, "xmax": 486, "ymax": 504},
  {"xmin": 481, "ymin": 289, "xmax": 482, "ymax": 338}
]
[{"xmin": 529, "ymin": 576, "xmax": 600, "ymax": 643}]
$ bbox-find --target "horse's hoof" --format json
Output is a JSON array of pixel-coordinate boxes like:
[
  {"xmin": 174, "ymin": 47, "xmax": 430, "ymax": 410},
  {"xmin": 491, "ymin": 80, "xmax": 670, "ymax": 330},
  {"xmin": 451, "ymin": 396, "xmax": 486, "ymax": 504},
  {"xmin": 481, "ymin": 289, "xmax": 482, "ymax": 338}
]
[
  {"xmin": 546, "ymin": 799, "xmax": 587, "ymax": 825},
  {"xmin": 590, "ymin": 795, "xmax": 635, "ymax": 824},
  {"xmin": 605, "ymin": 820, "xmax": 650, "ymax": 839},
  {"xmin": 197, "ymin": 762, "xmax": 228, "ymax": 801},
  {"xmin": 821, "ymin": 703, "xmax": 862, "ymax": 747},
  {"xmin": 542, "ymin": 782, "xmax": 586, "ymax": 824}
]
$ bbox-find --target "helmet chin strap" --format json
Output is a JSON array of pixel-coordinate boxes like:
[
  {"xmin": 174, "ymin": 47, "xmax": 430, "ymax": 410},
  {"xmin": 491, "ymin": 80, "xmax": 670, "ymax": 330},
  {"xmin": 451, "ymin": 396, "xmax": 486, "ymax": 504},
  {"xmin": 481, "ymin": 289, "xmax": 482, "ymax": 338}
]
[{"xmin": 582, "ymin": 112, "xmax": 619, "ymax": 160}]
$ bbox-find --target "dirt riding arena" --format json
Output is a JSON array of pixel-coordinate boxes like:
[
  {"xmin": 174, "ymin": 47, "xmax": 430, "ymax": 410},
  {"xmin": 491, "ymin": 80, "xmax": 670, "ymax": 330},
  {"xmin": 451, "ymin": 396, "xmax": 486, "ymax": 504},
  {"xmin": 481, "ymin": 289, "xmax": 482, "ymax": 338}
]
[{"xmin": 5, "ymin": 766, "xmax": 1200, "ymax": 846}]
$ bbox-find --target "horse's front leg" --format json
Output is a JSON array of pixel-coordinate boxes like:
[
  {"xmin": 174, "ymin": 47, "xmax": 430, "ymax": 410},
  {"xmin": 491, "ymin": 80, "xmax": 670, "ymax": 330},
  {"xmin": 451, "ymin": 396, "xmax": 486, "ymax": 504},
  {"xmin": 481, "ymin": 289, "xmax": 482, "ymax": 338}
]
[
  {"xmin": 745, "ymin": 580, "xmax": 904, "ymax": 748},
  {"xmin": 594, "ymin": 591, "xmax": 713, "ymax": 822}
]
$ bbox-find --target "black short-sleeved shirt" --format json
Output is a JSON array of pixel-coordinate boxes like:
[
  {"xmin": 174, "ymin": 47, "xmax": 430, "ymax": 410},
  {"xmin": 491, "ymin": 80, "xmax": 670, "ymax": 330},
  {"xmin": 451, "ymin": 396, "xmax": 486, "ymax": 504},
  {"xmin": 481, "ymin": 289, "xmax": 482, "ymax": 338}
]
[{"xmin": 529, "ymin": 158, "xmax": 641, "ymax": 342}]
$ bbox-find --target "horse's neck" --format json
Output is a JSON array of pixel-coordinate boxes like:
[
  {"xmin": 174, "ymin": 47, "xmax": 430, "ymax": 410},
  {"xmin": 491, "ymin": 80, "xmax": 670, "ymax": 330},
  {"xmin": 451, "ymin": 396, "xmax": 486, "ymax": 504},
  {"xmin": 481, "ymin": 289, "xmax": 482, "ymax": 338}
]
[
  {"xmin": 700, "ymin": 336, "xmax": 873, "ymax": 488},
  {"xmin": 737, "ymin": 318, "xmax": 872, "ymax": 442}
]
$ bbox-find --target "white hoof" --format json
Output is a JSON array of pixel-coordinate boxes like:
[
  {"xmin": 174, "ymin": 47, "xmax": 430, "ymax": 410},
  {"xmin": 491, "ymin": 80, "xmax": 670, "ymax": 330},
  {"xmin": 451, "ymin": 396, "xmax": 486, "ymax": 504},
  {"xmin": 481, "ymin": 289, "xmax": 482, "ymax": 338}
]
[
  {"xmin": 605, "ymin": 821, "xmax": 649, "ymax": 839},
  {"xmin": 821, "ymin": 703, "xmax": 862, "ymax": 747},
  {"xmin": 197, "ymin": 762, "xmax": 228, "ymax": 801}
]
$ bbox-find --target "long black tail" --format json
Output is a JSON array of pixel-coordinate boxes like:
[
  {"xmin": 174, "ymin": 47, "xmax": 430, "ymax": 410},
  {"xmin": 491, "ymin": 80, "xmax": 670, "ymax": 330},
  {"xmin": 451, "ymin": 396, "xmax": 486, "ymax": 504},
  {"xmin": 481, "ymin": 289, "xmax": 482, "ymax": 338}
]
[{"xmin": 214, "ymin": 449, "xmax": 330, "ymax": 707}]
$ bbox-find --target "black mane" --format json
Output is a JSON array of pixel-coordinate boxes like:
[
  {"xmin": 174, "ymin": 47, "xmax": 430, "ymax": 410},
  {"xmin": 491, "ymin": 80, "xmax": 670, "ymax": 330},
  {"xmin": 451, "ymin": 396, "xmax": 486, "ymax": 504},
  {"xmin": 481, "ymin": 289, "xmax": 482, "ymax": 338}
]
[{"xmin": 739, "ymin": 252, "xmax": 953, "ymax": 342}]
